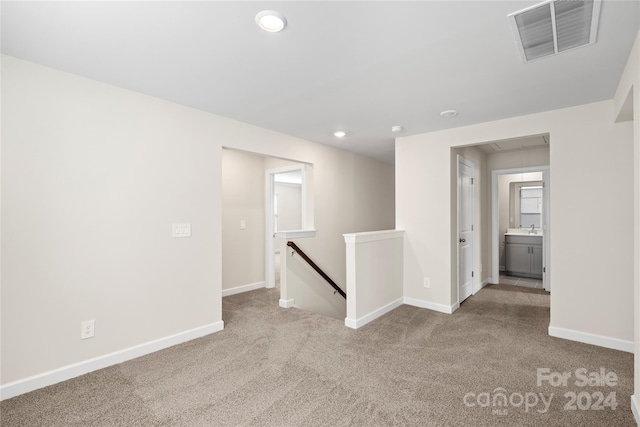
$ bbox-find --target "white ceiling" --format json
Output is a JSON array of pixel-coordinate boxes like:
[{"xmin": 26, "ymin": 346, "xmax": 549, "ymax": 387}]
[{"xmin": 2, "ymin": 1, "xmax": 638, "ymax": 163}]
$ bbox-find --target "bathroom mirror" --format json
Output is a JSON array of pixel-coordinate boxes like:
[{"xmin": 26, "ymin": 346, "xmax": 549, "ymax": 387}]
[{"xmin": 509, "ymin": 180, "xmax": 543, "ymax": 229}]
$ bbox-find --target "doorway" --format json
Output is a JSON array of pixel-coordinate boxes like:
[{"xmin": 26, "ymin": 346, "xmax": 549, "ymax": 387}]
[
  {"xmin": 265, "ymin": 164, "xmax": 307, "ymax": 288},
  {"xmin": 491, "ymin": 166, "xmax": 550, "ymax": 292}
]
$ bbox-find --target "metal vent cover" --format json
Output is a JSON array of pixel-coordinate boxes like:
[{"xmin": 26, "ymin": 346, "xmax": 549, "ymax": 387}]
[{"xmin": 508, "ymin": 0, "xmax": 601, "ymax": 62}]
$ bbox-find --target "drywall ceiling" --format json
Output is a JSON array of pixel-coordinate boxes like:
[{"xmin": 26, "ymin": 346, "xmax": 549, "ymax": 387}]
[{"xmin": 1, "ymin": 1, "xmax": 638, "ymax": 164}]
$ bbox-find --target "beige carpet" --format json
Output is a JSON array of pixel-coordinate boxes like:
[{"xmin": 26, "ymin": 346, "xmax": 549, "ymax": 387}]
[{"xmin": 1, "ymin": 284, "xmax": 635, "ymax": 426}]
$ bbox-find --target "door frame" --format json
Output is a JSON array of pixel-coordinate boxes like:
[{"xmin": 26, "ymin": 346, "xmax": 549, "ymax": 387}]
[
  {"xmin": 457, "ymin": 155, "xmax": 475, "ymax": 303},
  {"xmin": 265, "ymin": 164, "xmax": 307, "ymax": 288},
  {"xmin": 491, "ymin": 165, "xmax": 551, "ymax": 291}
]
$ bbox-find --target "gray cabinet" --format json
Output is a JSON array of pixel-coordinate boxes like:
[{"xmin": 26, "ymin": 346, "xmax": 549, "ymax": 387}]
[
  {"xmin": 531, "ymin": 244, "xmax": 543, "ymax": 276},
  {"xmin": 505, "ymin": 235, "xmax": 542, "ymax": 279}
]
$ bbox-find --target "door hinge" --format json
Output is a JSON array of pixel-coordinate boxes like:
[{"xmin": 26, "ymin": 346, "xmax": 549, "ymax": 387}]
[
  {"xmin": 471, "ymin": 271, "xmax": 474, "ymax": 278},
  {"xmin": 471, "ymin": 224, "xmax": 474, "ymax": 231},
  {"xmin": 543, "ymin": 267, "xmax": 546, "ymax": 273},
  {"xmin": 471, "ymin": 177, "xmax": 474, "ymax": 185}
]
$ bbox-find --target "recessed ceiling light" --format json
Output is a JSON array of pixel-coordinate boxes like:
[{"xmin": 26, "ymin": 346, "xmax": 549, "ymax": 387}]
[
  {"xmin": 255, "ymin": 10, "xmax": 287, "ymax": 33},
  {"xmin": 391, "ymin": 126, "xmax": 404, "ymax": 133},
  {"xmin": 334, "ymin": 131, "xmax": 347, "ymax": 138},
  {"xmin": 440, "ymin": 110, "xmax": 458, "ymax": 118}
]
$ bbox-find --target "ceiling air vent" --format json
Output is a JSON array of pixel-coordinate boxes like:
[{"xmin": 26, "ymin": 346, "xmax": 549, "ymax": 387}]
[{"xmin": 508, "ymin": 0, "xmax": 601, "ymax": 62}]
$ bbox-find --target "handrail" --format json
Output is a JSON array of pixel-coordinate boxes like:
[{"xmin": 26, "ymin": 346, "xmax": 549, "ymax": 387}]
[{"xmin": 286, "ymin": 241, "xmax": 346, "ymax": 299}]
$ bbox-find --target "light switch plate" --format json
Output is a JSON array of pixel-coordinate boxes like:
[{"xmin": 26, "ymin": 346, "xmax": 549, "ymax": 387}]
[{"xmin": 172, "ymin": 223, "xmax": 191, "ymax": 238}]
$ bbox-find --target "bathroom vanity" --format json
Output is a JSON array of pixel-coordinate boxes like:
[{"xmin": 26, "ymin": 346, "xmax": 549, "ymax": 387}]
[{"xmin": 505, "ymin": 233, "xmax": 543, "ymax": 279}]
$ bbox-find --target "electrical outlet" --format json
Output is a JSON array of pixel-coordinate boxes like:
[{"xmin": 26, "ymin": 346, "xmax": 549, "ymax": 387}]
[
  {"xmin": 423, "ymin": 277, "xmax": 430, "ymax": 288},
  {"xmin": 81, "ymin": 320, "xmax": 95, "ymax": 340},
  {"xmin": 240, "ymin": 220, "xmax": 246, "ymax": 230}
]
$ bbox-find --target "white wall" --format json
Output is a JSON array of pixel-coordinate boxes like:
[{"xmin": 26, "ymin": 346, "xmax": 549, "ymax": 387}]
[
  {"xmin": 221, "ymin": 149, "xmax": 265, "ymax": 291},
  {"xmin": 486, "ymin": 145, "xmax": 550, "ymax": 171},
  {"xmin": 1, "ymin": 56, "xmax": 224, "ymax": 386},
  {"xmin": 0, "ymin": 56, "xmax": 395, "ymax": 392},
  {"xmin": 613, "ymin": 30, "xmax": 639, "ymax": 408},
  {"xmin": 275, "ymin": 182, "xmax": 302, "ymax": 232},
  {"xmin": 397, "ymin": 100, "xmax": 634, "ymax": 347}
]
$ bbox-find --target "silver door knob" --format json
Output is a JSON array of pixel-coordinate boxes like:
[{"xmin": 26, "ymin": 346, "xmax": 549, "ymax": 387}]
[{"xmin": 459, "ymin": 238, "xmax": 466, "ymax": 243}]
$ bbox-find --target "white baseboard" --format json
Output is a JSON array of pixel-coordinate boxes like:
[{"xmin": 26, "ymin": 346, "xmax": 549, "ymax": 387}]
[
  {"xmin": 403, "ymin": 297, "xmax": 458, "ymax": 314},
  {"xmin": 0, "ymin": 321, "xmax": 224, "ymax": 401},
  {"xmin": 450, "ymin": 302, "xmax": 460, "ymax": 313},
  {"xmin": 548, "ymin": 326, "xmax": 634, "ymax": 353},
  {"xmin": 345, "ymin": 298, "xmax": 403, "ymax": 329},
  {"xmin": 632, "ymin": 395, "xmax": 640, "ymax": 426},
  {"xmin": 279, "ymin": 298, "xmax": 295, "ymax": 308},
  {"xmin": 221, "ymin": 281, "xmax": 265, "ymax": 297}
]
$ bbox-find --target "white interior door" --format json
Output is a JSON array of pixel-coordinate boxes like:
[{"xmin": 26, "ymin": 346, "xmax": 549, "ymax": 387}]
[{"xmin": 458, "ymin": 156, "xmax": 474, "ymax": 303}]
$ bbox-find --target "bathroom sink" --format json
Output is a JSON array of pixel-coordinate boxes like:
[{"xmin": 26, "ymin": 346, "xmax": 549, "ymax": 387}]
[{"xmin": 505, "ymin": 228, "xmax": 543, "ymax": 236}]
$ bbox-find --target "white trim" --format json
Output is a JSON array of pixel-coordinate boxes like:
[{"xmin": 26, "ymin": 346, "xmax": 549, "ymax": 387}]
[
  {"xmin": 631, "ymin": 395, "xmax": 640, "ymax": 426},
  {"xmin": 221, "ymin": 281, "xmax": 266, "ymax": 297},
  {"xmin": 404, "ymin": 297, "xmax": 459, "ymax": 314},
  {"xmin": 266, "ymin": 164, "xmax": 307, "ymax": 177},
  {"xmin": 0, "ymin": 321, "xmax": 224, "ymax": 401},
  {"xmin": 344, "ymin": 298, "xmax": 403, "ymax": 329},
  {"xmin": 548, "ymin": 326, "xmax": 634, "ymax": 353},
  {"xmin": 275, "ymin": 229, "xmax": 317, "ymax": 239},
  {"xmin": 343, "ymin": 229, "xmax": 404, "ymax": 244},
  {"xmin": 279, "ymin": 298, "xmax": 295, "ymax": 308}
]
